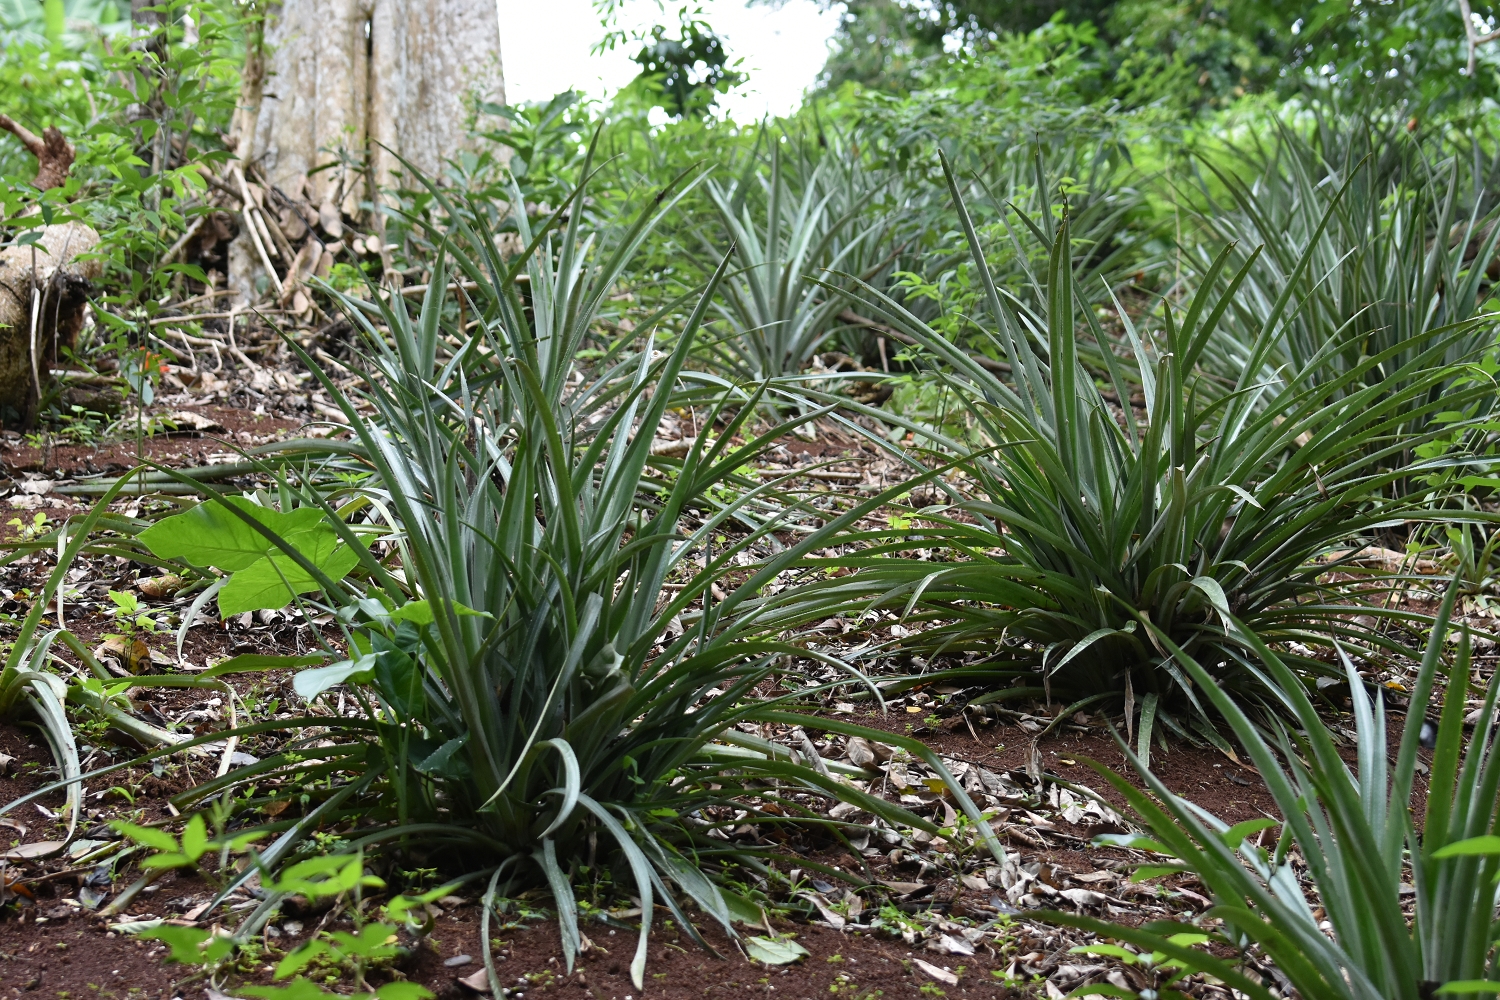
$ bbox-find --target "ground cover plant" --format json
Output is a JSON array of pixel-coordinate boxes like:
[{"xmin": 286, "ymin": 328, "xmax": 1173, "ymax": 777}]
[
  {"xmin": 8, "ymin": 3, "xmax": 1500, "ymax": 999},
  {"xmin": 778, "ymin": 157, "xmax": 1495, "ymax": 749},
  {"xmin": 1046, "ymin": 583, "xmax": 1500, "ymax": 1000}
]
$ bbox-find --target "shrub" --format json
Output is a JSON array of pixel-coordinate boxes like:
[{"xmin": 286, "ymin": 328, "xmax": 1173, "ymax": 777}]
[
  {"xmin": 798, "ymin": 154, "xmax": 1490, "ymax": 735},
  {"xmin": 1046, "ymin": 583, "xmax": 1500, "ymax": 1000}
]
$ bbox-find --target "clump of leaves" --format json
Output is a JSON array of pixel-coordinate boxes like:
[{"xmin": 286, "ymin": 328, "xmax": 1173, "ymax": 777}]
[{"xmin": 802, "ymin": 153, "xmax": 1489, "ymax": 739}]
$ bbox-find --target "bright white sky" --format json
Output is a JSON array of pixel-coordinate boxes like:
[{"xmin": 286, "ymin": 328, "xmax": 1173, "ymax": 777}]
[{"xmin": 498, "ymin": 1, "xmax": 843, "ymax": 121}]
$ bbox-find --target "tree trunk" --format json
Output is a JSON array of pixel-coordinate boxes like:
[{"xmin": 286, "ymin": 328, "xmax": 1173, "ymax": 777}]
[
  {"xmin": 251, "ymin": 0, "xmax": 372, "ymax": 220},
  {"xmin": 368, "ymin": 0, "xmax": 507, "ymax": 195},
  {"xmin": 0, "ymin": 224, "xmax": 102, "ymax": 428},
  {"xmin": 250, "ymin": 0, "xmax": 504, "ymax": 223}
]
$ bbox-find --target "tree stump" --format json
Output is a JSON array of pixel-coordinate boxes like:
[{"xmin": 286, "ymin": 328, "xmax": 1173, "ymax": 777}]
[{"xmin": 0, "ymin": 222, "xmax": 102, "ymax": 428}]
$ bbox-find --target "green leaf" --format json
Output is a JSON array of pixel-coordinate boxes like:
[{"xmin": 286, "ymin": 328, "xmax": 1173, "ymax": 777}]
[
  {"xmin": 273, "ymin": 940, "xmax": 330, "ymax": 980},
  {"xmin": 267, "ymin": 855, "xmax": 385, "ymax": 898},
  {"xmin": 110, "ymin": 821, "xmax": 179, "ymax": 854},
  {"xmin": 1220, "ymin": 818, "xmax": 1279, "ymax": 847},
  {"xmin": 1433, "ymin": 836, "xmax": 1500, "ymax": 858},
  {"xmin": 218, "ymin": 526, "xmax": 360, "ymax": 616},
  {"xmin": 373, "ymin": 646, "xmax": 425, "ymax": 720},
  {"xmin": 140, "ymin": 853, "xmax": 194, "ymax": 870},
  {"xmin": 744, "ymin": 936, "xmax": 808, "ymax": 965},
  {"xmin": 387, "ymin": 599, "xmax": 492, "ymax": 626},
  {"xmin": 242, "ymin": 982, "xmax": 334, "ymax": 1000},
  {"xmin": 721, "ymin": 888, "xmax": 767, "ymax": 926},
  {"xmin": 139, "ymin": 924, "xmax": 232, "ymax": 966},
  {"xmin": 332, "ymin": 922, "xmax": 401, "ymax": 961},
  {"xmin": 413, "ymin": 735, "xmax": 469, "ymax": 778},
  {"xmin": 139, "ymin": 497, "xmax": 321, "ymax": 572},
  {"xmin": 203, "ymin": 653, "xmax": 329, "ymax": 677},
  {"xmin": 363, "ymin": 984, "xmax": 435, "ymax": 1000},
  {"xmin": 292, "ymin": 655, "xmax": 378, "ymax": 701},
  {"xmin": 180, "ymin": 815, "xmax": 209, "ymax": 862},
  {"xmin": 1435, "ymin": 983, "xmax": 1500, "ymax": 995}
]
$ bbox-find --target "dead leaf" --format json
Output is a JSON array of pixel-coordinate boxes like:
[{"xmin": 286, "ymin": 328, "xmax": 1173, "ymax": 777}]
[
  {"xmin": 139, "ymin": 574, "xmax": 185, "ymax": 599},
  {"xmin": 1071, "ymin": 871, "xmax": 1115, "ymax": 884},
  {"xmin": 960, "ymin": 875, "xmax": 989, "ymax": 892},
  {"xmin": 1060, "ymin": 888, "xmax": 1106, "ymax": 908},
  {"xmin": 182, "ymin": 901, "xmax": 214, "ymax": 922},
  {"xmin": 796, "ymin": 891, "xmax": 845, "ymax": 930},
  {"xmin": 1, "ymin": 840, "xmax": 66, "ymax": 861},
  {"xmin": 166, "ymin": 411, "xmax": 225, "ymax": 434},
  {"xmin": 913, "ymin": 958, "xmax": 959, "ymax": 986},
  {"xmin": 845, "ymin": 737, "xmax": 878, "ymax": 769},
  {"xmin": 456, "ymin": 971, "xmax": 492, "ymax": 995},
  {"xmin": 931, "ymin": 934, "xmax": 975, "ymax": 957}
]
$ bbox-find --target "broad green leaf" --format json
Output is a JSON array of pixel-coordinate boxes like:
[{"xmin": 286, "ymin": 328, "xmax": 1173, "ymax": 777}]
[
  {"xmin": 721, "ymin": 888, "xmax": 768, "ymax": 926},
  {"xmin": 413, "ymin": 735, "xmax": 469, "ymax": 777},
  {"xmin": 180, "ymin": 815, "xmax": 209, "ymax": 862},
  {"xmin": 293, "ymin": 655, "xmax": 377, "ymax": 701},
  {"xmin": 387, "ymin": 599, "xmax": 493, "ymax": 626},
  {"xmin": 140, "ymin": 852, "xmax": 194, "ymax": 870},
  {"xmin": 745, "ymin": 936, "xmax": 808, "ymax": 964},
  {"xmin": 268, "ymin": 854, "xmax": 385, "ymax": 898},
  {"xmin": 139, "ymin": 497, "xmax": 322, "ymax": 572},
  {"xmin": 1221, "ymin": 818, "xmax": 1279, "ymax": 847},
  {"xmin": 332, "ymin": 922, "xmax": 401, "ymax": 960},
  {"xmin": 140, "ymin": 924, "xmax": 233, "ymax": 966},
  {"xmin": 273, "ymin": 940, "xmax": 329, "ymax": 980},
  {"xmin": 1433, "ymin": 836, "xmax": 1500, "ymax": 858},
  {"xmin": 218, "ymin": 526, "xmax": 360, "ymax": 616},
  {"xmin": 111, "ymin": 820, "xmax": 178, "ymax": 854},
  {"xmin": 204, "ymin": 653, "xmax": 328, "ymax": 677},
  {"xmin": 364, "ymin": 984, "xmax": 435, "ymax": 1000},
  {"xmin": 242, "ymin": 981, "xmax": 334, "ymax": 1000}
]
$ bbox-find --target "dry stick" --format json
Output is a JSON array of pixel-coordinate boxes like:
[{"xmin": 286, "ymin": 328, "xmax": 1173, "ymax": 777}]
[
  {"xmin": 160, "ymin": 212, "xmax": 207, "ymax": 265},
  {"xmin": 1459, "ymin": 0, "xmax": 1500, "ymax": 76},
  {"xmin": 215, "ymin": 687, "xmax": 240, "ymax": 779},
  {"xmin": 27, "ymin": 249, "xmax": 41, "ymax": 415},
  {"xmin": 232, "ymin": 165, "xmax": 283, "ymax": 296},
  {"xmin": 148, "ymin": 310, "xmax": 285, "ymax": 326},
  {"xmin": 248, "ymin": 168, "xmax": 298, "ymax": 264},
  {"xmin": 0, "ymin": 114, "xmax": 75, "ymax": 190}
]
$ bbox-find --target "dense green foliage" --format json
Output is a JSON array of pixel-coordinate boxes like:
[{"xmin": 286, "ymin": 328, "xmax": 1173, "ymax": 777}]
[{"xmin": 1049, "ymin": 585, "xmax": 1500, "ymax": 1000}]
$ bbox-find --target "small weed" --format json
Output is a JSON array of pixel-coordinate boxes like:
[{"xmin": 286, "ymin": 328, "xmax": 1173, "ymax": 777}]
[{"xmin": 6, "ymin": 513, "xmax": 49, "ymax": 541}]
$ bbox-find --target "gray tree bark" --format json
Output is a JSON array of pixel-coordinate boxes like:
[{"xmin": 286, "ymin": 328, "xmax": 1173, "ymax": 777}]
[
  {"xmin": 250, "ymin": 0, "xmax": 505, "ymax": 220},
  {"xmin": 368, "ymin": 0, "xmax": 507, "ymax": 195}
]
